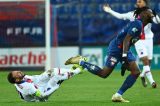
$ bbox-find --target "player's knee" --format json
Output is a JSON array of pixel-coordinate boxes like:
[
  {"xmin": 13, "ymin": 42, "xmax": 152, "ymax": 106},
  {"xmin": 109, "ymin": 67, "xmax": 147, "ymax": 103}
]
[
  {"xmin": 141, "ymin": 57, "xmax": 149, "ymax": 65},
  {"xmin": 97, "ymin": 73, "xmax": 108, "ymax": 78},
  {"xmin": 99, "ymin": 74, "xmax": 109, "ymax": 79},
  {"xmin": 131, "ymin": 71, "xmax": 140, "ymax": 79},
  {"xmin": 97, "ymin": 69, "xmax": 111, "ymax": 79}
]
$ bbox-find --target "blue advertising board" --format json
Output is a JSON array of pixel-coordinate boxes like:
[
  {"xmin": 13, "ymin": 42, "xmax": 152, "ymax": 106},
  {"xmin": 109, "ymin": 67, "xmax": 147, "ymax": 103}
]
[{"xmin": 0, "ymin": 19, "xmax": 45, "ymax": 47}]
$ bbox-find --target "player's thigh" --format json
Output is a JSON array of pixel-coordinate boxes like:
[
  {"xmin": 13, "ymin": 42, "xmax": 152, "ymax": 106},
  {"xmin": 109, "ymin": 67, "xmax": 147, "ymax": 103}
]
[
  {"xmin": 128, "ymin": 61, "xmax": 140, "ymax": 75},
  {"xmin": 127, "ymin": 52, "xmax": 140, "ymax": 74},
  {"xmin": 134, "ymin": 40, "xmax": 148, "ymax": 58},
  {"xmin": 145, "ymin": 39, "xmax": 153, "ymax": 60}
]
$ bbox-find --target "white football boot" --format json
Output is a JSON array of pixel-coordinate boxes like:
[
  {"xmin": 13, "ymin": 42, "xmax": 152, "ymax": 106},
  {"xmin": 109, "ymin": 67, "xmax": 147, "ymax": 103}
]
[{"xmin": 112, "ymin": 94, "xmax": 130, "ymax": 103}]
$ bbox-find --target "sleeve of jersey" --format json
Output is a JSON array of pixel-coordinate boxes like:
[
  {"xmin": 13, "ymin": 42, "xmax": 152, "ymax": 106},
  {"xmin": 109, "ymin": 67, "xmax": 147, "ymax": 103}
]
[
  {"xmin": 24, "ymin": 84, "xmax": 43, "ymax": 98},
  {"xmin": 109, "ymin": 10, "xmax": 134, "ymax": 20},
  {"xmin": 127, "ymin": 21, "xmax": 141, "ymax": 37}
]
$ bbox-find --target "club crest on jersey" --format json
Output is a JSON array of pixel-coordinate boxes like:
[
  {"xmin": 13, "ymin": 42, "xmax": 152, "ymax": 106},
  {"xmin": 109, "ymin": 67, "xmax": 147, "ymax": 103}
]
[{"xmin": 132, "ymin": 28, "xmax": 138, "ymax": 33}]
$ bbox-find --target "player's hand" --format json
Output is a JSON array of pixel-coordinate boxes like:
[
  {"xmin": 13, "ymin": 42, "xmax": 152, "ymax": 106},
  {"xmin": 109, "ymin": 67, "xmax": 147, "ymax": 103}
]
[
  {"xmin": 103, "ymin": 4, "xmax": 111, "ymax": 12},
  {"xmin": 152, "ymin": 9, "xmax": 157, "ymax": 16},
  {"xmin": 121, "ymin": 54, "xmax": 129, "ymax": 76}
]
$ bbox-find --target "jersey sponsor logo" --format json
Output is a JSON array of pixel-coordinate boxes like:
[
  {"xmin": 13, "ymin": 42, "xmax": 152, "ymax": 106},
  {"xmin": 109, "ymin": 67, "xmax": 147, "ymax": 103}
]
[{"xmin": 132, "ymin": 28, "xmax": 138, "ymax": 33}]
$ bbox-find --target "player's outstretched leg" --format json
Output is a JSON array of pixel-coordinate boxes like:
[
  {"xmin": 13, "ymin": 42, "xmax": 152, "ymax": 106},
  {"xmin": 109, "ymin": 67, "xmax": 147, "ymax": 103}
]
[
  {"xmin": 65, "ymin": 55, "xmax": 114, "ymax": 78},
  {"xmin": 71, "ymin": 64, "xmax": 87, "ymax": 74},
  {"xmin": 65, "ymin": 55, "xmax": 102, "ymax": 76},
  {"xmin": 65, "ymin": 55, "xmax": 88, "ymax": 65}
]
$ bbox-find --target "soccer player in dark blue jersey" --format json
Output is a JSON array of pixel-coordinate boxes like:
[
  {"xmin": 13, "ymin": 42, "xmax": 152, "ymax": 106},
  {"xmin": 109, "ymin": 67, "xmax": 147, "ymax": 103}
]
[{"xmin": 65, "ymin": 9, "xmax": 154, "ymax": 102}]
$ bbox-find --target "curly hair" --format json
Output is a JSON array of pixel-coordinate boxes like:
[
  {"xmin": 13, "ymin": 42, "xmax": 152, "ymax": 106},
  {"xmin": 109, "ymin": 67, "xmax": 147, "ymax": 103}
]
[
  {"xmin": 139, "ymin": 9, "xmax": 153, "ymax": 23},
  {"xmin": 134, "ymin": 7, "xmax": 149, "ymax": 18}
]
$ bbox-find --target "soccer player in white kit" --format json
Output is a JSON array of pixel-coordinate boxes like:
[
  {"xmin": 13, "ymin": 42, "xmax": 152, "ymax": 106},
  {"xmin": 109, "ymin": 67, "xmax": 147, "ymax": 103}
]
[
  {"xmin": 7, "ymin": 66, "xmax": 83, "ymax": 102},
  {"xmin": 103, "ymin": 0, "xmax": 160, "ymax": 88}
]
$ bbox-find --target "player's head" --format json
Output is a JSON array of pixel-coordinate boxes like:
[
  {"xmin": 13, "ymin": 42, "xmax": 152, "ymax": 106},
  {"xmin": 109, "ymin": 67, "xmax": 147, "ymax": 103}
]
[
  {"xmin": 136, "ymin": 0, "xmax": 148, "ymax": 8},
  {"xmin": 139, "ymin": 9, "xmax": 154, "ymax": 25},
  {"xmin": 7, "ymin": 70, "xmax": 25, "ymax": 84}
]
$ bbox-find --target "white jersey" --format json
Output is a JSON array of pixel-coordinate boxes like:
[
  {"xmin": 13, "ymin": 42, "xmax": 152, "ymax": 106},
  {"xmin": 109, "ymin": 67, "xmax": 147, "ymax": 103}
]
[
  {"xmin": 15, "ymin": 73, "xmax": 60, "ymax": 102},
  {"xmin": 15, "ymin": 80, "xmax": 41, "ymax": 102}
]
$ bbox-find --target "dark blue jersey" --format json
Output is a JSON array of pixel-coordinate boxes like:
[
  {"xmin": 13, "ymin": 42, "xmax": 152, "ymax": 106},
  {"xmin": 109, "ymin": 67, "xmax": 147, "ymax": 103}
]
[
  {"xmin": 108, "ymin": 19, "xmax": 143, "ymax": 54},
  {"xmin": 105, "ymin": 19, "xmax": 143, "ymax": 68}
]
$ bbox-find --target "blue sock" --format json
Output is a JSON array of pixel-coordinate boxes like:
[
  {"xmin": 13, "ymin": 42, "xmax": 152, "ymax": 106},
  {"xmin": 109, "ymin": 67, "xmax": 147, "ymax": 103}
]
[
  {"xmin": 117, "ymin": 74, "xmax": 137, "ymax": 95},
  {"xmin": 80, "ymin": 61, "xmax": 102, "ymax": 75}
]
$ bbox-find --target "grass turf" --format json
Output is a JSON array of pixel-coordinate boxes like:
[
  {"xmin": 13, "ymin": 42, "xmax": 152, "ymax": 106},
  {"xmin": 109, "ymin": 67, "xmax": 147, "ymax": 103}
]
[{"xmin": 0, "ymin": 70, "xmax": 160, "ymax": 106}]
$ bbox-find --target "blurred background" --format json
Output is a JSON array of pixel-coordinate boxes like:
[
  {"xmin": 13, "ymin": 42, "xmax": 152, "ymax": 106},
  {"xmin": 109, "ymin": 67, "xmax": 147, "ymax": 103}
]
[
  {"xmin": 0, "ymin": 0, "xmax": 160, "ymax": 71},
  {"xmin": 51, "ymin": 0, "xmax": 160, "ymax": 45}
]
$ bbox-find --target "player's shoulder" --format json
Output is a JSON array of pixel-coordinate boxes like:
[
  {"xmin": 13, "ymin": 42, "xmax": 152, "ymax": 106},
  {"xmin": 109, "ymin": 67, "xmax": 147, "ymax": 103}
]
[
  {"xmin": 130, "ymin": 19, "xmax": 142, "ymax": 28},
  {"xmin": 15, "ymin": 82, "xmax": 29, "ymax": 90}
]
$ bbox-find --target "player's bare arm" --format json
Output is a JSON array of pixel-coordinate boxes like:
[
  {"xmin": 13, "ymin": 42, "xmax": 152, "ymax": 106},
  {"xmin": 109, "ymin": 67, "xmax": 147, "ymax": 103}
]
[{"xmin": 122, "ymin": 35, "xmax": 132, "ymax": 55}]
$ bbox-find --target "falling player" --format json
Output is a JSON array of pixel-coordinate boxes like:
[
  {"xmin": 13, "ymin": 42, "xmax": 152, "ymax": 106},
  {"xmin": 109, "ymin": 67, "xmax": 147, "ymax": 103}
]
[{"xmin": 7, "ymin": 65, "xmax": 84, "ymax": 102}]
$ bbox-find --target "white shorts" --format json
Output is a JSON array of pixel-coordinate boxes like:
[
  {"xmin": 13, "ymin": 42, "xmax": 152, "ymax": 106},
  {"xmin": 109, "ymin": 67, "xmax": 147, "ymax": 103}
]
[{"xmin": 134, "ymin": 39, "xmax": 153, "ymax": 60}]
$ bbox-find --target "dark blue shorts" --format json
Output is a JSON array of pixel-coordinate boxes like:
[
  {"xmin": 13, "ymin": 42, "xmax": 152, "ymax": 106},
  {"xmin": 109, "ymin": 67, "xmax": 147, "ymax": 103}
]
[{"xmin": 104, "ymin": 51, "xmax": 136, "ymax": 68}]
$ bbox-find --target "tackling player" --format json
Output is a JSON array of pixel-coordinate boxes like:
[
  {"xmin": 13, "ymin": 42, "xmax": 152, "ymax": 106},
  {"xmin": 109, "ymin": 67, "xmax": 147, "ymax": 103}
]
[
  {"xmin": 7, "ymin": 65, "xmax": 84, "ymax": 102},
  {"xmin": 103, "ymin": 0, "xmax": 160, "ymax": 88},
  {"xmin": 65, "ymin": 9, "xmax": 154, "ymax": 102}
]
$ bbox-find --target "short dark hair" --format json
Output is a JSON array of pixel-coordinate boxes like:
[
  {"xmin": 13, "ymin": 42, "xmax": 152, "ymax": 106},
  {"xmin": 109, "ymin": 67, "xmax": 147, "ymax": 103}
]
[{"xmin": 7, "ymin": 72, "xmax": 16, "ymax": 84}]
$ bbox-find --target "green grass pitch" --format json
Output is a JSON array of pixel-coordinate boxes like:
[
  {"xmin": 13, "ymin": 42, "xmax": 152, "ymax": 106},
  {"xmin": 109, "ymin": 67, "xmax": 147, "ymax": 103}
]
[{"xmin": 0, "ymin": 70, "xmax": 160, "ymax": 106}]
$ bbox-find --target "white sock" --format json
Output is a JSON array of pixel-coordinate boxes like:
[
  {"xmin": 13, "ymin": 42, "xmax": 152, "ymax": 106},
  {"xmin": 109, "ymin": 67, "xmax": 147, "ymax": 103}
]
[
  {"xmin": 72, "ymin": 68, "xmax": 81, "ymax": 75},
  {"xmin": 140, "ymin": 71, "xmax": 145, "ymax": 77},
  {"xmin": 143, "ymin": 66, "xmax": 155, "ymax": 84},
  {"xmin": 140, "ymin": 65, "xmax": 150, "ymax": 77}
]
